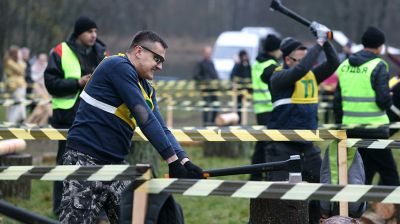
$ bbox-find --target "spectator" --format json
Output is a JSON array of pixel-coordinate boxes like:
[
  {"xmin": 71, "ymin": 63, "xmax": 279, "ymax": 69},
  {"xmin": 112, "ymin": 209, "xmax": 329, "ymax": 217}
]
[
  {"xmin": 250, "ymin": 34, "xmax": 282, "ymax": 181},
  {"xmin": 230, "ymin": 49, "xmax": 251, "ymax": 123},
  {"xmin": 20, "ymin": 47, "xmax": 34, "ymax": 97},
  {"xmin": 26, "ymin": 53, "xmax": 51, "ymax": 125},
  {"xmin": 193, "ymin": 45, "xmax": 219, "ymax": 126},
  {"xmin": 44, "ymin": 16, "xmax": 107, "ymax": 218},
  {"xmin": 3, "ymin": 45, "xmax": 27, "ymax": 123}
]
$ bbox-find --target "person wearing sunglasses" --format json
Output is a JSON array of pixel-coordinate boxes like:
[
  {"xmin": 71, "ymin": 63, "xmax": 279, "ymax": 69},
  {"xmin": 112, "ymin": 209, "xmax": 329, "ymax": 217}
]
[
  {"xmin": 59, "ymin": 30, "xmax": 203, "ymax": 223},
  {"xmin": 265, "ymin": 22, "xmax": 340, "ymax": 224}
]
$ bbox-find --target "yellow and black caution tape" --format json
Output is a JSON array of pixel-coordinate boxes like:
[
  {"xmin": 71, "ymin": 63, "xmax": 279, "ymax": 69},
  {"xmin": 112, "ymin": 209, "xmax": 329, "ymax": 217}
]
[
  {"xmin": 0, "ymin": 126, "xmax": 398, "ymax": 148},
  {"xmin": 0, "ymin": 127, "xmax": 345, "ymax": 141},
  {"xmin": 153, "ymin": 80, "xmax": 252, "ymax": 91},
  {"xmin": 0, "ymin": 164, "xmax": 151, "ymax": 181},
  {"xmin": 135, "ymin": 179, "xmax": 400, "ymax": 203},
  {"xmin": 156, "ymin": 98, "xmax": 332, "ymax": 111}
]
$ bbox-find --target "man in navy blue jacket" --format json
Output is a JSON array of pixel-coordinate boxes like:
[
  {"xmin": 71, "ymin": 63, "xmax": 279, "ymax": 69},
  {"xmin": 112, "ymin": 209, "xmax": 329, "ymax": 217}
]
[
  {"xmin": 59, "ymin": 31, "xmax": 203, "ymax": 223},
  {"xmin": 267, "ymin": 22, "xmax": 340, "ymax": 224}
]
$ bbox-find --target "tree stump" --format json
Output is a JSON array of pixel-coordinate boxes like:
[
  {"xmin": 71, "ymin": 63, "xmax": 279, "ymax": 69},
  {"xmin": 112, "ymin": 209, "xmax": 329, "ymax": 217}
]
[
  {"xmin": 0, "ymin": 153, "xmax": 32, "ymax": 199},
  {"xmin": 125, "ymin": 142, "xmax": 160, "ymax": 176},
  {"xmin": 203, "ymin": 141, "xmax": 252, "ymax": 158},
  {"xmin": 249, "ymin": 198, "xmax": 308, "ymax": 224}
]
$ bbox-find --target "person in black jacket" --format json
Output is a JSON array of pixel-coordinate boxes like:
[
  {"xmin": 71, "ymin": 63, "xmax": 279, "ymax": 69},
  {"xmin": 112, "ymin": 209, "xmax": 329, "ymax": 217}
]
[
  {"xmin": 249, "ymin": 34, "xmax": 282, "ymax": 181},
  {"xmin": 230, "ymin": 50, "xmax": 251, "ymax": 123},
  {"xmin": 44, "ymin": 16, "xmax": 107, "ymax": 217},
  {"xmin": 193, "ymin": 45, "xmax": 219, "ymax": 126},
  {"xmin": 334, "ymin": 26, "xmax": 399, "ymax": 186}
]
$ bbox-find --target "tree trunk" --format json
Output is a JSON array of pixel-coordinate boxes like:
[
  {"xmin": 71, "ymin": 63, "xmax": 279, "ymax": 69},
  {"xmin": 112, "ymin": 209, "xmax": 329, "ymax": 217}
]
[
  {"xmin": 249, "ymin": 198, "xmax": 308, "ymax": 224},
  {"xmin": 0, "ymin": 153, "xmax": 32, "ymax": 199}
]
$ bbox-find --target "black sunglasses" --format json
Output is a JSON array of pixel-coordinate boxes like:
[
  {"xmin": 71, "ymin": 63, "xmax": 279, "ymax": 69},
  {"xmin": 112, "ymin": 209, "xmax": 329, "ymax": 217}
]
[
  {"xmin": 138, "ymin": 45, "xmax": 165, "ymax": 64},
  {"xmin": 289, "ymin": 56, "xmax": 300, "ymax": 62}
]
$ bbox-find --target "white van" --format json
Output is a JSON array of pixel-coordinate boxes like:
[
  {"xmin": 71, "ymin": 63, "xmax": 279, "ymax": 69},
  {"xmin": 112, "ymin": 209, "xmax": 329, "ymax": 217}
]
[
  {"xmin": 212, "ymin": 28, "xmax": 280, "ymax": 80},
  {"xmin": 212, "ymin": 31, "xmax": 260, "ymax": 80},
  {"xmin": 241, "ymin": 26, "xmax": 280, "ymax": 40}
]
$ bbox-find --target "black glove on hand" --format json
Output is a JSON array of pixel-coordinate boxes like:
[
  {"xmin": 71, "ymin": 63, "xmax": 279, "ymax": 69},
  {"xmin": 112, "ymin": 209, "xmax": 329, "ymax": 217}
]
[
  {"xmin": 309, "ymin": 21, "xmax": 330, "ymax": 43},
  {"xmin": 184, "ymin": 161, "xmax": 203, "ymax": 179},
  {"xmin": 168, "ymin": 160, "xmax": 188, "ymax": 178}
]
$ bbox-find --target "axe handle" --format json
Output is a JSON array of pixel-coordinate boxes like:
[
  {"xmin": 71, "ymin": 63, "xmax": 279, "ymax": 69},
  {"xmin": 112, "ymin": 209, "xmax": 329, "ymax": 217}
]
[
  {"xmin": 203, "ymin": 160, "xmax": 287, "ymax": 178},
  {"xmin": 270, "ymin": 0, "xmax": 311, "ymax": 27},
  {"xmin": 270, "ymin": 0, "xmax": 333, "ymax": 40}
]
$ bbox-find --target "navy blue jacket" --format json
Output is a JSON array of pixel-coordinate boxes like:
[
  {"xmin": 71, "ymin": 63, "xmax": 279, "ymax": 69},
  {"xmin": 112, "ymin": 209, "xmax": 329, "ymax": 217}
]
[{"xmin": 67, "ymin": 55, "xmax": 186, "ymax": 163}]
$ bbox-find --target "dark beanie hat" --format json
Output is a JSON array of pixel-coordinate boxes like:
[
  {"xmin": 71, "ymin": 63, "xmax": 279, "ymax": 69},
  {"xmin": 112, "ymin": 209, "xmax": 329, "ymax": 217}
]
[
  {"xmin": 264, "ymin": 34, "xmax": 282, "ymax": 52},
  {"xmin": 73, "ymin": 16, "xmax": 97, "ymax": 37},
  {"xmin": 361, "ymin": 26, "xmax": 385, "ymax": 48},
  {"xmin": 280, "ymin": 37, "xmax": 307, "ymax": 58}
]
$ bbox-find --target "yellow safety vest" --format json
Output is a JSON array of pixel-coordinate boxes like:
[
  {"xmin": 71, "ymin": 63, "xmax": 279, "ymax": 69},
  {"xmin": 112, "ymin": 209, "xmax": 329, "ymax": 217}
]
[{"xmin": 52, "ymin": 42, "xmax": 82, "ymax": 109}]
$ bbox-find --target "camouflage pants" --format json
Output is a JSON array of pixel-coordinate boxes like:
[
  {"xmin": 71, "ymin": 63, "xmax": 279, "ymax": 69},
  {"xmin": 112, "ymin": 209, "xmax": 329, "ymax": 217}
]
[{"xmin": 59, "ymin": 150, "xmax": 131, "ymax": 224}]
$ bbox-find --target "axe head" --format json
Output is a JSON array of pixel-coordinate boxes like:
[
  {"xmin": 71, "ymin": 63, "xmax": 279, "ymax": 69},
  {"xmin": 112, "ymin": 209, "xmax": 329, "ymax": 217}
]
[{"xmin": 270, "ymin": 0, "xmax": 283, "ymax": 11}]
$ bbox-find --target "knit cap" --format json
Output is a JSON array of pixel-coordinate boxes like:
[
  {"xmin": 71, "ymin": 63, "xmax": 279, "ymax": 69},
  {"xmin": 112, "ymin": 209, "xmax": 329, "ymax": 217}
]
[
  {"xmin": 264, "ymin": 34, "xmax": 282, "ymax": 52},
  {"xmin": 280, "ymin": 37, "xmax": 307, "ymax": 58},
  {"xmin": 73, "ymin": 16, "xmax": 97, "ymax": 37},
  {"xmin": 361, "ymin": 26, "xmax": 385, "ymax": 48}
]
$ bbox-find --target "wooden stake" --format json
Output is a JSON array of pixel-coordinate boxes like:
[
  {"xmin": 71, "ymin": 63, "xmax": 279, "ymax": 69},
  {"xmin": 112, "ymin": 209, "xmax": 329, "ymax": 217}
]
[
  {"xmin": 241, "ymin": 92, "xmax": 248, "ymax": 125},
  {"xmin": 132, "ymin": 190, "xmax": 147, "ymax": 224},
  {"xmin": 338, "ymin": 139, "xmax": 349, "ymax": 217},
  {"xmin": 166, "ymin": 95, "xmax": 173, "ymax": 128}
]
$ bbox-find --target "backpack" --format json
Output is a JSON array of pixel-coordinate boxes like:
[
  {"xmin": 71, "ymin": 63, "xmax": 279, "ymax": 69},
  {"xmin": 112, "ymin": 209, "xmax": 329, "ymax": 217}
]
[{"xmin": 120, "ymin": 181, "xmax": 184, "ymax": 224}]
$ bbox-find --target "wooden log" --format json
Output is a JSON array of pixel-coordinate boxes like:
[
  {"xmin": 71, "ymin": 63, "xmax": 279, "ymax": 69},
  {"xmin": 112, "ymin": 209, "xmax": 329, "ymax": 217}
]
[
  {"xmin": 0, "ymin": 153, "xmax": 32, "ymax": 199},
  {"xmin": 126, "ymin": 142, "xmax": 160, "ymax": 176},
  {"xmin": 203, "ymin": 141, "xmax": 252, "ymax": 158},
  {"xmin": 249, "ymin": 198, "xmax": 308, "ymax": 224}
]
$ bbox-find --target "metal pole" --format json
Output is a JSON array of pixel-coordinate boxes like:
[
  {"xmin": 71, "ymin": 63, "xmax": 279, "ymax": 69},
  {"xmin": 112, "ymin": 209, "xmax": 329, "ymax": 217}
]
[{"xmin": 0, "ymin": 200, "xmax": 58, "ymax": 224}]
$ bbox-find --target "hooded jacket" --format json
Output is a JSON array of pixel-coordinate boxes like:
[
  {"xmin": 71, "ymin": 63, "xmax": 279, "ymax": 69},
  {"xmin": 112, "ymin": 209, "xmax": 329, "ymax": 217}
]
[
  {"xmin": 44, "ymin": 34, "xmax": 106, "ymax": 127},
  {"xmin": 334, "ymin": 50, "xmax": 391, "ymax": 138},
  {"xmin": 257, "ymin": 53, "xmax": 279, "ymax": 85}
]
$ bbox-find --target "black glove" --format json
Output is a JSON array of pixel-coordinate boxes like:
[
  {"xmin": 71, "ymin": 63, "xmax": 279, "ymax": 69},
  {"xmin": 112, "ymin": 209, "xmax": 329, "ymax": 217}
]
[
  {"xmin": 168, "ymin": 160, "xmax": 188, "ymax": 178},
  {"xmin": 184, "ymin": 161, "xmax": 203, "ymax": 179},
  {"xmin": 309, "ymin": 21, "xmax": 330, "ymax": 43}
]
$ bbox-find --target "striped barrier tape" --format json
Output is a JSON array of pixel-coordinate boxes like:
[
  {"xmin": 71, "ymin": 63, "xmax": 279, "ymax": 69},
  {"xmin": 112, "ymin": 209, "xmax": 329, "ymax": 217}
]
[
  {"xmin": 135, "ymin": 179, "xmax": 400, "ymax": 203},
  {"xmin": 346, "ymin": 139, "xmax": 400, "ymax": 149},
  {"xmin": 167, "ymin": 105, "xmax": 253, "ymax": 112},
  {"xmin": 0, "ymin": 164, "xmax": 152, "ymax": 181},
  {"xmin": 158, "ymin": 104, "xmax": 332, "ymax": 113},
  {"xmin": 0, "ymin": 127, "xmax": 399, "ymax": 148},
  {"xmin": 0, "ymin": 93, "xmax": 37, "ymax": 99},
  {"xmin": 321, "ymin": 123, "xmax": 400, "ymax": 130},
  {"xmin": 156, "ymin": 98, "xmax": 331, "ymax": 110},
  {"xmin": 158, "ymin": 89, "xmax": 251, "ymax": 98},
  {"xmin": 160, "ymin": 99, "xmax": 251, "ymax": 108},
  {"xmin": 0, "ymin": 128, "xmax": 345, "ymax": 141},
  {"xmin": 0, "ymin": 98, "xmax": 50, "ymax": 107},
  {"xmin": 152, "ymin": 79, "xmax": 252, "ymax": 90},
  {"xmin": 0, "ymin": 122, "xmax": 52, "ymax": 129},
  {"xmin": 201, "ymin": 123, "xmax": 400, "ymax": 130}
]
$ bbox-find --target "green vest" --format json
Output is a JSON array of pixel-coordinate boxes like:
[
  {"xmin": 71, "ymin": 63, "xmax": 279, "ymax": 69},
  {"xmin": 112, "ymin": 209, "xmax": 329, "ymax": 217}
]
[
  {"xmin": 52, "ymin": 42, "xmax": 82, "ymax": 109},
  {"xmin": 337, "ymin": 58, "xmax": 389, "ymax": 124},
  {"xmin": 251, "ymin": 59, "xmax": 277, "ymax": 114}
]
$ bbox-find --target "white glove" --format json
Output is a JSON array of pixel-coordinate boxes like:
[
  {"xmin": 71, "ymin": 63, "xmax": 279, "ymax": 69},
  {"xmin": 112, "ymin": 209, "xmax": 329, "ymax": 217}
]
[{"xmin": 309, "ymin": 21, "xmax": 331, "ymax": 44}]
